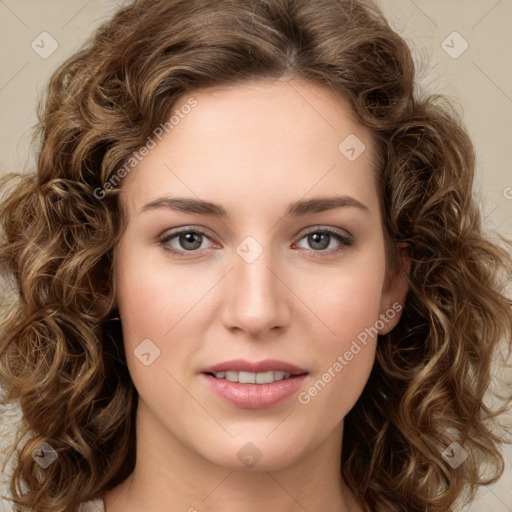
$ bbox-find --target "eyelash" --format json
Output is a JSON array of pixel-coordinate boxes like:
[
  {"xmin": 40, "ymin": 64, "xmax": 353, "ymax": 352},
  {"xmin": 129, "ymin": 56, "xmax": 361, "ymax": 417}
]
[{"xmin": 157, "ymin": 226, "xmax": 354, "ymax": 259}]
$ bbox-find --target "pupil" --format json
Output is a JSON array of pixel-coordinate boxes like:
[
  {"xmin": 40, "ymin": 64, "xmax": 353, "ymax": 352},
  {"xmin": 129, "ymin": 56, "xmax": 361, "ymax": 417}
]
[
  {"xmin": 181, "ymin": 232, "xmax": 202, "ymax": 250},
  {"xmin": 309, "ymin": 233, "xmax": 329, "ymax": 250}
]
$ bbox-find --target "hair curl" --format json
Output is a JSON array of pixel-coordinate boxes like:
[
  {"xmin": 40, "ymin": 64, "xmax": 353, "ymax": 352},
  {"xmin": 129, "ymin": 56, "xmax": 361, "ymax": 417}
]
[{"xmin": 1, "ymin": 0, "xmax": 511, "ymax": 511}]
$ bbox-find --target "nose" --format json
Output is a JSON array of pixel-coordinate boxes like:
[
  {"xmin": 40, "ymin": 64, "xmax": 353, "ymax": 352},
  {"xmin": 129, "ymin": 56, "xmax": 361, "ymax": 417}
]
[{"xmin": 221, "ymin": 241, "xmax": 291, "ymax": 337}]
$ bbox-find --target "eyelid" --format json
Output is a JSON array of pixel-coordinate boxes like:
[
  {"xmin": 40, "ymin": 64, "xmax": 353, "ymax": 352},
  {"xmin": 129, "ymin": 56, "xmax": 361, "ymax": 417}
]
[
  {"xmin": 292, "ymin": 226, "xmax": 354, "ymax": 257},
  {"xmin": 157, "ymin": 225, "xmax": 354, "ymax": 257},
  {"xmin": 157, "ymin": 226, "xmax": 217, "ymax": 255},
  {"xmin": 295, "ymin": 225, "xmax": 354, "ymax": 243}
]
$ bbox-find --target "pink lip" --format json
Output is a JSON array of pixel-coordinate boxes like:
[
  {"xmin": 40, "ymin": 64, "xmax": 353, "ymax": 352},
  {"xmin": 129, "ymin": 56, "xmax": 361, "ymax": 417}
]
[
  {"xmin": 201, "ymin": 373, "xmax": 309, "ymax": 409},
  {"xmin": 201, "ymin": 358, "xmax": 308, "ymax": 376}
]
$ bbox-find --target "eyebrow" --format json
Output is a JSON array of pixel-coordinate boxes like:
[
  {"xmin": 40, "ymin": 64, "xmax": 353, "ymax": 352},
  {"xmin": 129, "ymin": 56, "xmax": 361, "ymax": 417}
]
[{"xmin": 139, "ymin": 195, "xmax": 370, "ymax": 217}]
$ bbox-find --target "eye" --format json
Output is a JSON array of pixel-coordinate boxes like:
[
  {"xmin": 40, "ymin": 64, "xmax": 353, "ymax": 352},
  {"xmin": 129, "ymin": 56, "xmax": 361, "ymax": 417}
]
[
  {"xmin": 294, "ymin": 227, "xmax": 354, "ymax": 257},
  {"xmin": 157, "ymin": 226, "xmax": 354, "ymax": 258},
  {"xmin": 158, "ymin": 227, "xmax": 215, "ymax": 257}
]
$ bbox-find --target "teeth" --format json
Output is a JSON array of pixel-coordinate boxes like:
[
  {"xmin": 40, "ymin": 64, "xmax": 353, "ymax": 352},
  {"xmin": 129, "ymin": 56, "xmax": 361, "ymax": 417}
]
[{"xmin": 214, "ymin": 370, "xmax": 292, "ymax": 383}]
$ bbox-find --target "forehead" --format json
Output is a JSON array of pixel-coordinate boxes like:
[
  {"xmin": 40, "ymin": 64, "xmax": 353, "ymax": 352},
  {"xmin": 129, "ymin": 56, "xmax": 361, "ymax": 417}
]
[
  {"xmin": 118, "ymin": 78, "xmax": 380, "ymax": 218},
  {"xmin": 167, "ymin": 78, "xmax": 371, "ymax": 158}
]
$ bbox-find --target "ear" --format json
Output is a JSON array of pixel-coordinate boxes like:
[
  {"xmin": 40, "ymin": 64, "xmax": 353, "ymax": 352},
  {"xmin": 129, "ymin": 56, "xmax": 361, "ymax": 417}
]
[{"xmin": 377, "ymin": 242, "xmax": 410, "ymax": 335}]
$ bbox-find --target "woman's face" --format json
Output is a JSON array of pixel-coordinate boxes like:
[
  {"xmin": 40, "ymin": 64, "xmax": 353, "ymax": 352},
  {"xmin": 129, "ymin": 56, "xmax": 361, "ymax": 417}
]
[{"xmin": 113, "ymin": 78, "xmax": 407, "ymax": 472}]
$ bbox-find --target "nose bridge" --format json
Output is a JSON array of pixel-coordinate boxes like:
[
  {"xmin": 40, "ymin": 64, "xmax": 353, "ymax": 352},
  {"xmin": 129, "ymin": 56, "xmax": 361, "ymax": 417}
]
[{"xmin": 222, "ymin": 234, "xmax": 289, "ymax": 333}]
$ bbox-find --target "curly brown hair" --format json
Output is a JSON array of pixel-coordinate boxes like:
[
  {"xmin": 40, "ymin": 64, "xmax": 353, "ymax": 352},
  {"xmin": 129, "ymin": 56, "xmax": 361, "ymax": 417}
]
[{"xmin": 1, "ymin": 0, "xmax": 511, "ymax": 511}]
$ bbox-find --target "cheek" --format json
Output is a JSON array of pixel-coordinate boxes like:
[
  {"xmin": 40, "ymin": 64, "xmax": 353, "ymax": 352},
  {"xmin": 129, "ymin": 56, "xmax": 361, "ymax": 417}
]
[
  {"xmin": 296, "ymin": 254, "xmax": 385, "ymax": 413},
  {"xmin": 298, "ymin": 282, "xmax": 380, "ymax": 422},
  {"xmin": 113, "ymin": 243, "xmax": 212, "ymax": 383},
  {"xmin": 113, "ymin": 248, "xmax": 188, "ymax": 407},
  {"xmin": 305, "ymin": 254, "xmax": 386, "ymax": 347},
  {"xmin": 114, "ymin": 241, "xmax": 195, "ymax": 337}
]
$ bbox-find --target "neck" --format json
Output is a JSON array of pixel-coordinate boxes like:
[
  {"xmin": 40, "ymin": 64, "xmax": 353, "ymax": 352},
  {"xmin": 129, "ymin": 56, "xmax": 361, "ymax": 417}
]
[{"xmin": 102, "ymin": 399, "xmax": 363, "ymax": 512}]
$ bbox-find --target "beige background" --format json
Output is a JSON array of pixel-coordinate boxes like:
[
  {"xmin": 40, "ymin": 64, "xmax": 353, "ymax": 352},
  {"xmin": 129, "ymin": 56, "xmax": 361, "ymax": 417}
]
[{"xmin": 0, "ymin": 1, "xmax": 511, "ymax": 510}]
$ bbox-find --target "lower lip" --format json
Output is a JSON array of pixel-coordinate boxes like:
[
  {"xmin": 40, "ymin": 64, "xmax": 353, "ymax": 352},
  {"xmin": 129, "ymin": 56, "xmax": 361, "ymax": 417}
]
[{"xmin": 201, "ymin": 373, "xmax": 308, "ymax": 409}]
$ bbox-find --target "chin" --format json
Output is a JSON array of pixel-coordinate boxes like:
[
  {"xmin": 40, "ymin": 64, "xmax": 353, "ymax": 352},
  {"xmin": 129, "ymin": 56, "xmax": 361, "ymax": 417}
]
[{"xmin": 201, "ymin": 438, "xmax": 306, "ymax": 472}]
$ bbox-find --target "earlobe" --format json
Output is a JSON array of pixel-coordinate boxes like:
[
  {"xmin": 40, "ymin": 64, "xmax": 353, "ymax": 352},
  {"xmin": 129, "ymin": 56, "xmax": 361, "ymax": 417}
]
[{"xmin": 378, "ymin": 242, "xmax": 410, "ymax": 335}]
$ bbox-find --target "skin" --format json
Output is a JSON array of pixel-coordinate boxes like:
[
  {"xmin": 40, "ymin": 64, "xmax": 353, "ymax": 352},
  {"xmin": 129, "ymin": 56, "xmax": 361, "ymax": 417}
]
[{"xmin": 102, "ymin": 77, "xmax": 409, "ymax": 512}]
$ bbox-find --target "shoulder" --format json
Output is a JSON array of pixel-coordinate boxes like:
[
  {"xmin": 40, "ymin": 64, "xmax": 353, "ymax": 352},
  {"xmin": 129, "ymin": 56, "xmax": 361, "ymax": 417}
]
[{"xmin": 78, "ymin": 498, "xmax": 105, "ymax": 512}]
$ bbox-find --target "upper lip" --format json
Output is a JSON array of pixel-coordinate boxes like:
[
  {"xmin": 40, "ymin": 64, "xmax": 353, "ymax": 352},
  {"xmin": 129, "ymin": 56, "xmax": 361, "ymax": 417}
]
[{"xmin": 201, "ymin": 359, "xmax": 308, "ymax": 376}]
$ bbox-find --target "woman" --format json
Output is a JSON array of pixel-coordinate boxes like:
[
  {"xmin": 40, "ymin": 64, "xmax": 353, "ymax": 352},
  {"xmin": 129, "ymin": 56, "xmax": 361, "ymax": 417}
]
[{"xmin": 0, "ymin": 0, "xmax": 511, "ymax": 511}]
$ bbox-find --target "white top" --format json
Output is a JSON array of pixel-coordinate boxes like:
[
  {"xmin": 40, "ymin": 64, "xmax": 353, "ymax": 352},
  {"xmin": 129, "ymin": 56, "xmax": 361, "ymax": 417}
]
[{"xmin": 78, "ymin": 498, "xmax": 105, "ymax": 512}]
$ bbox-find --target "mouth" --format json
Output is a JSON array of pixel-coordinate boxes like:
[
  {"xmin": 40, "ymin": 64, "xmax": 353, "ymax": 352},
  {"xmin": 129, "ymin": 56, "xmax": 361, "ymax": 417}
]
[
  {"xmin": 201, "ymin": 358, "xmax": 309, "ymax": 384},
  {"xmin": 201, "ymin": 369, "xmax": 309, "ymax": 409},
  {"xmin": 203, "ymin": 370, "xmax": 307, "ymax": 384},
  {"xmin": 200, "ymin": 358, "xmax": 309, "ymax": 407}
]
